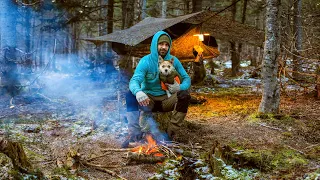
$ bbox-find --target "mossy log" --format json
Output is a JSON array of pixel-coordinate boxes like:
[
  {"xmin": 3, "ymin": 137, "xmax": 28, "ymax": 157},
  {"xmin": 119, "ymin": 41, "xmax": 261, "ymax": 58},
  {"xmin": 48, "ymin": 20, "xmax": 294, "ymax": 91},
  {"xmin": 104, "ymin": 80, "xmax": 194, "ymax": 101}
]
[
  {"xmin": 127, "ymin": 152, "xmax": 166, "ymax": 164},
  {"xmin": 0, "ymin": 137, "xmax": 32, "ymax": 173},
  {"xmin": 208, "ymin": 140, "xmax": 271, "ymax": 175}
]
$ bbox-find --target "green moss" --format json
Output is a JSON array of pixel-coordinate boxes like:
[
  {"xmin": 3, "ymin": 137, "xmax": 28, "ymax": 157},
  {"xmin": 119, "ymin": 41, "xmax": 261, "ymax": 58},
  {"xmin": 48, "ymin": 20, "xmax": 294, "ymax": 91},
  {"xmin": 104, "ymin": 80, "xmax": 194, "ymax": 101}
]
[
  {"xmin": 214, "ymin": 87, "xmax": 252, "ymax": 96},
  {"xmin": 247, "ymin": 112, "xmax": 262, "ymax": 123},
  {"xmin": 225, "ymin": 143, "xmax": 308, "ymax": 172},
  {"xmin": 271, "ymin": 149, "xmax": 308, "ymax": 170},
  {"xmin": 282, "ymin": 132, "xmax": 293, "ymax": 138},
  {"xmin": 24, "ymin": 148, "xmax": 45, "ymax": 161}
]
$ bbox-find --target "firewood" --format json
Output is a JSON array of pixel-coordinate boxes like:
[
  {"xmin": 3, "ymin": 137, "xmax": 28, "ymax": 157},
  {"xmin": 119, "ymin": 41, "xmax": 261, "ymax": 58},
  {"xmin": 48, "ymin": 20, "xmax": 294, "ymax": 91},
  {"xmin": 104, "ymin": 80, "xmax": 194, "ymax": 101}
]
[
  {"xmin": 102, "ymin": 148, "xmax": 133, "ymax": 152},
  {"xmin": 126, "ymin": 152, "xmax": 166, "ymax": 164}
]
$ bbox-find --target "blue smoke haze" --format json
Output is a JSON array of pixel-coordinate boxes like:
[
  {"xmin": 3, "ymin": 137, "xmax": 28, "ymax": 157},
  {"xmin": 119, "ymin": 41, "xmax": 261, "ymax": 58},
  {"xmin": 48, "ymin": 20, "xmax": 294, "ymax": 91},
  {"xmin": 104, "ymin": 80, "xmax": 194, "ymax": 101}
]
[{"xmin": 0, "ymin": 1, "xmax": 121, "ymax": 124}]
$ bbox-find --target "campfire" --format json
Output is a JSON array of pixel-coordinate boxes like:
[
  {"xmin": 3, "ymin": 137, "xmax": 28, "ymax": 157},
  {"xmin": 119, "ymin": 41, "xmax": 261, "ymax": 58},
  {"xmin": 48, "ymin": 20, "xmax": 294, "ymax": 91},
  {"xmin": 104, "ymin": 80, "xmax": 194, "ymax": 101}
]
[{"xmin": 130, "ymin": 134, "xmax": 164, "ymax": 157}]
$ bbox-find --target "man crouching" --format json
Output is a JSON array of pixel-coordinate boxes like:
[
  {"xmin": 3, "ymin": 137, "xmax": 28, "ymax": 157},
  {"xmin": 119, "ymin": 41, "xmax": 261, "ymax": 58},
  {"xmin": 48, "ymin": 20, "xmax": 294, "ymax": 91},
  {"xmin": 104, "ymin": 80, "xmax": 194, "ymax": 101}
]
[{"xmin": 123, "ymin": 31, "xmax": 191, "ymax": 148}]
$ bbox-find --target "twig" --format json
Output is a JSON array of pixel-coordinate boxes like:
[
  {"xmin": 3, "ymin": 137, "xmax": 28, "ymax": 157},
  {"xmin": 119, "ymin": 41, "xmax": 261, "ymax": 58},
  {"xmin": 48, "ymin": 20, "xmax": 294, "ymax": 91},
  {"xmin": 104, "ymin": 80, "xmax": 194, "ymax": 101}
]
[
  {"xmin": 85, "ymin": 152, "xmax": 111, "ymax": 162},
  {"xmin": 82, "ymin": 161, "xmax": 127, "ymax": 180},
  {"xmin": 258, "ymin": 123, "xmax": 284, "ymax": 132},
  {"xmin": 285, "ymin": 145, "xmax": 305, "ymax": 155},
  {"xmin": 304, "ymin": 144, "xmax": 319, "ymax": 150}
]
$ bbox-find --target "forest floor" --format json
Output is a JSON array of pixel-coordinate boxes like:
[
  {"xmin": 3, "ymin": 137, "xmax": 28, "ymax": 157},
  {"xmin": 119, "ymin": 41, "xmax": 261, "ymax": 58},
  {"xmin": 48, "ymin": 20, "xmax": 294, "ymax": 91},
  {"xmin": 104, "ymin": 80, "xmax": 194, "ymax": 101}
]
[{"xmin": 0, "ymin": 74, "xmax": 319, "ymax": 179}]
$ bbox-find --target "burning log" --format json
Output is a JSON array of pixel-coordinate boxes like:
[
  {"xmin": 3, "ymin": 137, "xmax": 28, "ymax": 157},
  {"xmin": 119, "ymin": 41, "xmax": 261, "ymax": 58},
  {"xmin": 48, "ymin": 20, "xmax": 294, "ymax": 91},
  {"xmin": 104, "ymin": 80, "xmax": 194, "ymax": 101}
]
[{"xmin": 126, "ymin": 152, "xmax": 166, "ymax": 164}]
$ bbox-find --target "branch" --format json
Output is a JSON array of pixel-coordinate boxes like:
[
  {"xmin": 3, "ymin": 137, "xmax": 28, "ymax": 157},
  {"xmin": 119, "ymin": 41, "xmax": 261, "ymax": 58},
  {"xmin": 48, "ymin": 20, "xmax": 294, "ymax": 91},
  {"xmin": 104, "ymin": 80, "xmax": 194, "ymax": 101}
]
[{"xmin": 81, "ymin": 161, "xmax": 127, "ymax": 180}]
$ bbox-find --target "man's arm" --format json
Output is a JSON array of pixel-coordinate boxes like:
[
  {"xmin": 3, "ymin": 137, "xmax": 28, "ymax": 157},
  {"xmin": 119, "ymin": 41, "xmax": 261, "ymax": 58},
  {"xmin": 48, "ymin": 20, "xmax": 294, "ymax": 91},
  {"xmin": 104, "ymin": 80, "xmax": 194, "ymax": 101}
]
[
  {"xmin": 173, "ymin": 57, "xmax": 191, "ymax": 90},
  {"xmin": 129, "ymin": 58, "xmax": 147, "ymax": 95}
]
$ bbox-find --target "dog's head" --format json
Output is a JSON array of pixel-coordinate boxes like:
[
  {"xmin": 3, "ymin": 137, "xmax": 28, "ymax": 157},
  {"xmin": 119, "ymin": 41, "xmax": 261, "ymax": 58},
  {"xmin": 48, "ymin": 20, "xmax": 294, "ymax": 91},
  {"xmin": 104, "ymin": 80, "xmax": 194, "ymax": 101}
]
[{"xmin": 159, "ymin": 56, "xmax": 174, "ymax": 76}]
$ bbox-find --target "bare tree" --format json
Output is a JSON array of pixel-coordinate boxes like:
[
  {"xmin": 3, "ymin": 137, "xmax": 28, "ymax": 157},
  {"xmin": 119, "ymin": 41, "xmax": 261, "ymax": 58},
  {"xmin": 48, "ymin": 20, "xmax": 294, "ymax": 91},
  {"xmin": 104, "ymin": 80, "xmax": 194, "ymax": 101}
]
[
  {"xmin": 292, "ymin": 0, "xmax": 303, "ymax": 80},
  {"xmin": 259, "ymin": 0, "xmax": 281, "ymax": 114},
  {"xmin": 230, "ymin": 0, "xmax": 240, "ymax": 77}
]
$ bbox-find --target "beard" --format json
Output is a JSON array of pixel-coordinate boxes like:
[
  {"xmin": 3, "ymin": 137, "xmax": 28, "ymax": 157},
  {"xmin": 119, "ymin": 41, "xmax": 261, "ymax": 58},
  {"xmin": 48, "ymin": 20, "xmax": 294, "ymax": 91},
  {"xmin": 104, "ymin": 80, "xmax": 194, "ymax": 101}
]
[{"xmin": 159, "ymin": 49, "xmax": 168, "ymax": 57}]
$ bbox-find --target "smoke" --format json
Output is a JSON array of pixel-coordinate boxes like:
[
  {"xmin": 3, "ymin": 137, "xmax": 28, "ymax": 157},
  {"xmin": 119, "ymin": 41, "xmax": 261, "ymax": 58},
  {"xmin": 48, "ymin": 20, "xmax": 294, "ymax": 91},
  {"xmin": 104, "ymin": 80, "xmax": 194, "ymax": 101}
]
[{"xmin": 0, "ymin": 1, "xmax": 121, "ymax": 127}]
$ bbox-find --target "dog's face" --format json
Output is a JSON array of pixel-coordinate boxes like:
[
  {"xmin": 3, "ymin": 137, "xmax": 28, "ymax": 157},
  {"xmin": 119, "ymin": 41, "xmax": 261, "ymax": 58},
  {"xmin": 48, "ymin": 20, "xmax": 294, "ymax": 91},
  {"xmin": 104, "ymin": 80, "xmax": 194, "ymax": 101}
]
[{"xmin": 159, "ymin": 56, "xmax": 174, "ymax": 76}]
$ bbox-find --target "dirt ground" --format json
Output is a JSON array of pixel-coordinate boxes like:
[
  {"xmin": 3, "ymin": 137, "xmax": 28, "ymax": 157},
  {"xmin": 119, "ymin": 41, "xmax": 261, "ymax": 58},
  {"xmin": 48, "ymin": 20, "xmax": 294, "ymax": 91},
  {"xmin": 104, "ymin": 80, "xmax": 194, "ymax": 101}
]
[{"xmin": 0, "ymin": 87, "xmax": 319, "ymax": 179}]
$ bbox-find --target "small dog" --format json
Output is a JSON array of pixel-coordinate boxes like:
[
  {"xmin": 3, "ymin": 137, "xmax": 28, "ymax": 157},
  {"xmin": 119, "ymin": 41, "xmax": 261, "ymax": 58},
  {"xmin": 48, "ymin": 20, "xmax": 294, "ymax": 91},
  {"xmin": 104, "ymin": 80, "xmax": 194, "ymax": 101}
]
[{"xmin": 158, "ymin": 56, "xmax": 180, "ymax": 97}]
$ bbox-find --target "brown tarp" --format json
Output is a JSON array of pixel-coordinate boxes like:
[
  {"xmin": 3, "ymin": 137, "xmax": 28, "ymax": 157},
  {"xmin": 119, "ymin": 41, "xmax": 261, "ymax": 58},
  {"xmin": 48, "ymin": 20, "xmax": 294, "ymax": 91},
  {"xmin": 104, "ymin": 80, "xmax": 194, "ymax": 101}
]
[
  {"xmin": 81, "ymin": 10, "xmax": 264, "ymax": 59},
  {"xmin": 132, "ymin": 26, "xmax": 220, "ymax": 60}
]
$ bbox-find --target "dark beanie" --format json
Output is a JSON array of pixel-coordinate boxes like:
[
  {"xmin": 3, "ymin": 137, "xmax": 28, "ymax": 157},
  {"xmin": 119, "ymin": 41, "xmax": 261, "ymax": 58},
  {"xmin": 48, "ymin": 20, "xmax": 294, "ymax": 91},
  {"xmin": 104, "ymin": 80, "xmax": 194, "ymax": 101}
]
[{"xmin": 158, "ymin": 34, "xmax": 170, "ymax": 45}]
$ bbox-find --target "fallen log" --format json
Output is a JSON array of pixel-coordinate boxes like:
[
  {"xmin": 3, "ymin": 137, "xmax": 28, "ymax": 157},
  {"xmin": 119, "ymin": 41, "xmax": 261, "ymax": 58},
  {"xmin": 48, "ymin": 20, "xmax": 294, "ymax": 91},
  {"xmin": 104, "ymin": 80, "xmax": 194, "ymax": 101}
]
[{"xmin": 126, "ymin": 152, "xmax": 166, "ymax": 164}]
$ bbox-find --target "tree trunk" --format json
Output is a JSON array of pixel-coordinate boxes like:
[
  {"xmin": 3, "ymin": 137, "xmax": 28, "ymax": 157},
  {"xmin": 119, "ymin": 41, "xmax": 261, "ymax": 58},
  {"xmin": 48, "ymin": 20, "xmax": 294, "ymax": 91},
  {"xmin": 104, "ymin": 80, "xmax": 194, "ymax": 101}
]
[
  {"xmin": 0, "ymin": 0, "xmax": 17, "ymax": 47},
  {"xmin": 122, "ymin": 0, "xmax": 135, "ymax": 29},
  {"xmin": 230, "ymin": 0, "xmax": 240, "ymax": 77},
  {"xmin": 192, "ymin": 0, "xmax": 202, "ymax": 12},
  {"xmin": 141, "ymin": 0, "xmax": 147, "ymax": 19},
  {"xmin": 161, "ymin": 0, "xmax": 167, "ymax": 18},
  {"xmin": 259, "ymin": 0, "xmax": 281, "ymax": 114},
  {"xmin": 292, "ymin": 0, "xmax": 303, "ymax": 81},
  {"xmin": 24, "ymin": 5, "xmax": 33, "ymax": 72},
  {"xmin": 237, "ymin": 0, "xmax": 248, "ymax": 71},
  {"xmin": 191, "ymin": 0, "xmax": 206, "ymax": 84}
]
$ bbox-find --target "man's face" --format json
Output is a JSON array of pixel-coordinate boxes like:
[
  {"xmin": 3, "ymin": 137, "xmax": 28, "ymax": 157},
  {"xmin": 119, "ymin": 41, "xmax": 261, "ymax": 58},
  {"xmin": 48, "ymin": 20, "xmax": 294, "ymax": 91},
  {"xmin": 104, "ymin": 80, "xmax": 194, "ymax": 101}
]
[{"xmin": 158, "ymin": 42, "xmax": 169, "ymax": 57}]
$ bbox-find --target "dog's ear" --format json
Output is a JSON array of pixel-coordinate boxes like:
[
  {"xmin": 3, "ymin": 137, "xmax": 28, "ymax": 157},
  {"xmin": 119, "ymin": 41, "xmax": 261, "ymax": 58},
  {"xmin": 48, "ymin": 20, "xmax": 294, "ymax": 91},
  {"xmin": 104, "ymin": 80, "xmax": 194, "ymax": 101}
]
[
  {"xmin": 158, "ymin": 55, "xmax": 164, "ymax": 64},
  {"xmin": 170, "ymin": 57, "xmax": 174, "ymax": 64}
]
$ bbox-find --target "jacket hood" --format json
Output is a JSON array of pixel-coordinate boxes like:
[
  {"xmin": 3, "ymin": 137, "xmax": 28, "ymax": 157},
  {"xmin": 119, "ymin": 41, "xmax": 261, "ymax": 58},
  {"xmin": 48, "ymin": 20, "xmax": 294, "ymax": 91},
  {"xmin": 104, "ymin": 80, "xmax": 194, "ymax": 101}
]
[{"xmin": 150, "ymin": 31, "xmax": 172, "ymax": 60}]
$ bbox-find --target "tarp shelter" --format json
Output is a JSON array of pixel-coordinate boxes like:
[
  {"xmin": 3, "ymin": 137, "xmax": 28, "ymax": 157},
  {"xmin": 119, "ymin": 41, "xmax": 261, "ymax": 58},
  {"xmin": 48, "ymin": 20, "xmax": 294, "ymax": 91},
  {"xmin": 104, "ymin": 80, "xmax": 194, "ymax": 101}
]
[{"xmin": 82, "ymin": 10, "xmax": 264, "ymax": 60}]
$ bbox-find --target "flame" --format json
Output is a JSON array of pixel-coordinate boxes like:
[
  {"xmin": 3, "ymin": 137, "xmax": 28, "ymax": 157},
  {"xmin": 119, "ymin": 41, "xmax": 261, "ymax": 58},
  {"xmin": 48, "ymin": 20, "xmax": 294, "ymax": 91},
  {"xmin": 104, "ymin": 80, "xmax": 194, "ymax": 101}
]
[{"xmin": 131, "ymin": 134, "xmax": 164, "ymax": 157}]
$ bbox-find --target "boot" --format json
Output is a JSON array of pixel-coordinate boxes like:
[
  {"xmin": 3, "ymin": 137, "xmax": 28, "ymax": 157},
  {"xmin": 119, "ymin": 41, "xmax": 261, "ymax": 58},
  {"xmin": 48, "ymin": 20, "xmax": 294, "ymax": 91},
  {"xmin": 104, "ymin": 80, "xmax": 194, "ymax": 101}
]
[
  {"xmin": 167, "ymin": 110, "xmax": 186, "ymax": 140},
  {"xmin": 122, "ymin": 111, "xmax": 142, "ymax": 148}
]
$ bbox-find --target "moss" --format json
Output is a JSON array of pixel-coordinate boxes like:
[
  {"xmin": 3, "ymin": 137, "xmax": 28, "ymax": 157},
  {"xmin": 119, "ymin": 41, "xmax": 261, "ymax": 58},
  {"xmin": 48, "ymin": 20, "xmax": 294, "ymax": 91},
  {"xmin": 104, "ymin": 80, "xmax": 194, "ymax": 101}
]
[
  {"xmin": 24, "ymin": 148, "xmax": 45, "ymax": 161},
  {"xmin": 224, "ymin": 143, "xmax": 308, "ymax": 172},
  {"xmin": 282, "ymin": 131, "xmax": 293, "ymax": 138},
  {"xmin": 247, "ymin": 112, "xmax": 262, "ymax": 123},
  {"xmin": 271, "ymin": 149, "xmax": 308, "ymax": 170}
]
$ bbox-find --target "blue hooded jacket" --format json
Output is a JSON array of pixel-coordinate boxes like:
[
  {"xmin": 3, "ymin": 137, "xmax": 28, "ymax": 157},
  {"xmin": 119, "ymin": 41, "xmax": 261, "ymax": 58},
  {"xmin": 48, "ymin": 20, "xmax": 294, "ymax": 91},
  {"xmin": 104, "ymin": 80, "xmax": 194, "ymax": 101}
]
[{"xmin": 129, "ymin": 31, "xmax": 191, "ymax": 96}]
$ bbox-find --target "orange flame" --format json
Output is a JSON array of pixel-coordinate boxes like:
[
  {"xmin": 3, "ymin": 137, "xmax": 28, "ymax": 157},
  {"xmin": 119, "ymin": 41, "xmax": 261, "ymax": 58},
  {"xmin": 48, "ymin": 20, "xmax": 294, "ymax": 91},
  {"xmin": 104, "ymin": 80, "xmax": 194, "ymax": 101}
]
[{"xmin": 131, "ymin": 134, "xmax": 164, "ymax": 157}]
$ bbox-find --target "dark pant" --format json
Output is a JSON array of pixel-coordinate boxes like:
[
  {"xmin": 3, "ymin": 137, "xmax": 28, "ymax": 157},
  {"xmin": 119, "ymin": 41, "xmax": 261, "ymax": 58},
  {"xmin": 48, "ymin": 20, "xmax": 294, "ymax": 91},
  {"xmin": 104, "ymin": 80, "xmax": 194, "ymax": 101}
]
[{"xmin": 126, "ymin": 90, "xmax": 191, "ymax": 113}]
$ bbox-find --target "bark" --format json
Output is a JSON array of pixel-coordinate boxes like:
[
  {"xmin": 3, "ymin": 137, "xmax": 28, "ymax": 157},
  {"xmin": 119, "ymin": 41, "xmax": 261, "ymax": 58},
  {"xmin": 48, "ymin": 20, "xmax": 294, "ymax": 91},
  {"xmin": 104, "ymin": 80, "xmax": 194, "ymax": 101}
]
[
  {"xmin": 259, "ymin": 0, "xmax": 281, "ymax": 114},
  {"xmin": 237, "ymin": 0, "xmax": 248, "ymax": 70},
  {"xmin": 122, "ymin": 0, "xmax": 135, "ymax": 29},
  {"xmin": 161, "ymin": 0, "xmax": 167, "ymax": 18},
  {"xmin": 292, "ymin": 0, "xmax": 303, "ymax": 81},
  {"xmin": 141, "ymin": 0, "xmax": 147, "ymax": 19},
  {"xmin": 230, "ymin": 42, "xmax": 240, "ymax": 76},
  {"xmin": 0, "ymin": 138, "xmax": 32, "ymax": 173},
  {"xmin": 190, "ymin": 0, "xmax": 206, "ymax": 83},
  {"xmin": 192, "ymin": 0, "xmax": 202, "ymax": 12},
  {"xmin": 127, "ymin": 152, "xmax": 166, "ymax": 164},
  {"xmin": 230, "ymin": 0, "xmax": 240, "ymax": 77}
]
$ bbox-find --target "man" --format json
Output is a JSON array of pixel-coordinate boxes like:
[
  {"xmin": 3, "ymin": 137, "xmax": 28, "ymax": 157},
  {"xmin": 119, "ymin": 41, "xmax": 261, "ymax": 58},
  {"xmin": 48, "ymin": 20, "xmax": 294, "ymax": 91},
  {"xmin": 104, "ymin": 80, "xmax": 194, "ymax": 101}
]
[{"xmin": 123, "ymin": 31, "xmax": 191, "ymax": 147}]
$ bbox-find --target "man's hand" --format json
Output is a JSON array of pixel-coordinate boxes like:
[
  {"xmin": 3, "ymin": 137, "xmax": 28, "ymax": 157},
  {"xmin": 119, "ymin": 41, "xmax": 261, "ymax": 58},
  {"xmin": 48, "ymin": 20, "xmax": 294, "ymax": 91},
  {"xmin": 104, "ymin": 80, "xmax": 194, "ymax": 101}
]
[
  {"xmin": 167, "ymin": 79, "xmax": 180, "ymax": 94},
  {"xmin": 136, "ymin": 91, "xmax": 150, "ymax": 106}
]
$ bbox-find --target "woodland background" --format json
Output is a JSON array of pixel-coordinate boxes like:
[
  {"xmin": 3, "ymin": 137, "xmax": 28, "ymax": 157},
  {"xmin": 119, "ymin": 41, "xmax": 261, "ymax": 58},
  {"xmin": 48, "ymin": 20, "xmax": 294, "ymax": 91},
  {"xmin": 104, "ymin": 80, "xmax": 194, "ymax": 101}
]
[{"xmin": 0, "ymin": 0, "xmax": 319, "ymax": 179}]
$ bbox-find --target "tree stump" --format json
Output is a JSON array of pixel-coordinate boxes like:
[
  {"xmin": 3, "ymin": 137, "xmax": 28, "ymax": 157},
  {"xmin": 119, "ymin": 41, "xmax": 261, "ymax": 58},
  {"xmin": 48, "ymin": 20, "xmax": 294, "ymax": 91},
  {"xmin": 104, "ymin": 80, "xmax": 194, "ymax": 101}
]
[{"xmin": 0, "ymin": 137, "xmax": 32, "ymax": 173}]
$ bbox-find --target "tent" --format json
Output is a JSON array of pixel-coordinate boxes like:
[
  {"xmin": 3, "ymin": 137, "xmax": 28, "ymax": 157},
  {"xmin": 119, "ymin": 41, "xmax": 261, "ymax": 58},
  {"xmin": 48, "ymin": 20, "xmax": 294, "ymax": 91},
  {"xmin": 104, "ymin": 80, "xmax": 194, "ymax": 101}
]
[{"xmin": 82, "ymin": 10, "xmax": 264, "ymax": 60}]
